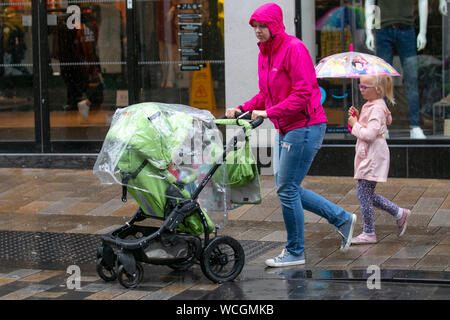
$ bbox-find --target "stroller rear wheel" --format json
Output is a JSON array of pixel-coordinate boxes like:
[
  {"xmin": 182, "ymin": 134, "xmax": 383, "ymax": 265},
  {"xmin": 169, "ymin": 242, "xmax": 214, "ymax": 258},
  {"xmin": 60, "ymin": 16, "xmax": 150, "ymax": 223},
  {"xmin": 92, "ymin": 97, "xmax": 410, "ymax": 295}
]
[
  {"xmin": 117, "ymin": 262, "xmax": 144, "ymax": 289},
  {"xmin": 96, "ymin": 258, "xmax": 117, "ymax": 282},
  {"xmin": 200, "ymin": 236, "xmax": 245, "ymax": 283}
]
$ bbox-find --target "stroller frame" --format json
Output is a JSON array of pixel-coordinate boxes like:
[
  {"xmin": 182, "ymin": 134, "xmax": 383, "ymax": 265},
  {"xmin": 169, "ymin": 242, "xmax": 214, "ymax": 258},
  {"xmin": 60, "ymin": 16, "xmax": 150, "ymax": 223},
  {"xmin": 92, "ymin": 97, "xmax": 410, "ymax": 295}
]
[{"xmin": 96, "ymin": 113, "xmax": 264, "ymax": 288}]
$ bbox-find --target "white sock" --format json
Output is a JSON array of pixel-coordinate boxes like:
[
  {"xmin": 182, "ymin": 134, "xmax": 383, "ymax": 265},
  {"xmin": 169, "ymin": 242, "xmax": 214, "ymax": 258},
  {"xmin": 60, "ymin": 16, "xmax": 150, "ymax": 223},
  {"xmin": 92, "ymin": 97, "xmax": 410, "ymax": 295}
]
[
  {"xmin": 395, "ymin": 208, "xmax": 403, "ymax": 220},
  {"xmin": 363, "ymin": 232, "xmax": 375, "ymax": 236}
]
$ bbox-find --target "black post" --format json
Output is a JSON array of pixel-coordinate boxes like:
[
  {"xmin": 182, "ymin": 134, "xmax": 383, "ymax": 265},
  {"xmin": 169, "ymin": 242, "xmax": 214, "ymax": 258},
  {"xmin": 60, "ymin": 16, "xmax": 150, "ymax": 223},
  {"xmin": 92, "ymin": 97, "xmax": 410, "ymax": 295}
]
[
  {"xmin": 126, "ymin": 0, "xmax": 139, "ymax": 105},
  {"xmin": 32, "ymin": 0, "xmax": 51, "ymax": 152},
  {"xmin": 295, "ymin": 0, "xmax": 302, "ymax": 39}
]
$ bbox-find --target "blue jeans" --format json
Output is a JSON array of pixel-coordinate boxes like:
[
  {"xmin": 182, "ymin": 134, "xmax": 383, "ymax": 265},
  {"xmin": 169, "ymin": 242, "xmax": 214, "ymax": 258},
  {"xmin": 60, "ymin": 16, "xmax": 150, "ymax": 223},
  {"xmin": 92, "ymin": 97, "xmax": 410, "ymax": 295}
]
[
  {"xmin": 375, "ymin": 26, "xmax": 420, "ymax": 127},
  {"xmin": 274, "ymin": 123, "xmax": 352, "ymax": 256}
]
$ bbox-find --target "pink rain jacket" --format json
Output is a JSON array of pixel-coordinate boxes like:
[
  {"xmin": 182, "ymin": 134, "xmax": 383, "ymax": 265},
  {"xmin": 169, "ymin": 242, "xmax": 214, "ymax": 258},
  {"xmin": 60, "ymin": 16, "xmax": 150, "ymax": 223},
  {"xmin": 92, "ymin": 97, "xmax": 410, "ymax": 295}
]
[
  {"xmin": 240, "ymin": 3, "xmax": 327, "ymax": 135},
  {"xmin": 351, "ymin": 99, "xmax": 392, "ymax": 182}
]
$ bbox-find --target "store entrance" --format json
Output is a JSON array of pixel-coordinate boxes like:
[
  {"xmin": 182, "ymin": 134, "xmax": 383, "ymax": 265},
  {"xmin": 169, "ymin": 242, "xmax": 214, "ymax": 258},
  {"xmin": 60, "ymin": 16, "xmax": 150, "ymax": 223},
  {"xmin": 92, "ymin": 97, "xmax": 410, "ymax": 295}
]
[{"xmin": 0, "ymin": 0, "xmax": 225, "ymax": 153}]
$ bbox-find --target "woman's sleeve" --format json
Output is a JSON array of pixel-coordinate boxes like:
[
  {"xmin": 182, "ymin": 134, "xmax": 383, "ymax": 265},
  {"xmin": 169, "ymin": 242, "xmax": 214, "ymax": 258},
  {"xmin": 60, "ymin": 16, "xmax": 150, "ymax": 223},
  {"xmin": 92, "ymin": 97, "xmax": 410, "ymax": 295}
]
[
  {"xmin": 351, "ymin": 108, "xmax": 384, "ymax": 142},
  {"xmin": 265, "ymin": 43, "xmax": 313, "ymax": 119},
  {"xmin": 240, "ymin": 92, "xmax": 267, "ymax": 112}
]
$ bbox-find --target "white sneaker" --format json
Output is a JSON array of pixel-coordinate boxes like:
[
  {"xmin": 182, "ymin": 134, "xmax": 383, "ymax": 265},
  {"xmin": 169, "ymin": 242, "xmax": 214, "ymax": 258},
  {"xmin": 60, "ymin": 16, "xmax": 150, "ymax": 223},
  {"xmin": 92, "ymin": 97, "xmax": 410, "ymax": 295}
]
[
  {"xmin": 265, "ymin": 249, "xmax": 305, "ymax": 267},
  {"xmin": 77, "ymin": 99, "xmax": 90, "ymax": 121},
  {"xmin": 410, "ymin": 127, "xmax": 426, "ymax": 139}
]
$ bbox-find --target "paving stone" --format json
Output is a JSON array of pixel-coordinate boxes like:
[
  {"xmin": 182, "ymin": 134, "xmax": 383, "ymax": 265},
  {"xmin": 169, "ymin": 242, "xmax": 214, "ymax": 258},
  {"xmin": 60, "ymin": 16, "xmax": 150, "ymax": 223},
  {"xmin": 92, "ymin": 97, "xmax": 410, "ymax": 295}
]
[
  {"xmin": 414, "ymin": 255, "xmax": 450, "ymax": 271},
  {"xmin": 259, "ymin": 230, "xmax": 286, "ymax": 242},
  {"xmin": 140, "ymin": 289, "xmax": 179, "ymax": 300},
  {"xmin": 0, "ymin": 284, "xmax": 53, "ymax": 300},
  {"xmin": 2, "ymin": 269, "xmax": 41, "ymax": 279},
  {"xmin": 84, "ymin": 290, "xmax": 124, "ymax": 300},
  {"xmin": 429, "ymin": 210, "xmax": 450, "ymax": 227},
  {"xmin": 38, "ymin": 197, "xmax": 84, "ymax": 214},
  {"xmin": 390, "ymin": 243, "xmax": 436, "ymax": 259},
  {"xmin": 239, "ymin": 206, "xmax": 278, "ymax": 221},
  {"xmin": 112, "ymin": 290, "xmax": 150, "ymax": 300},
  {"xmin": 265, "ymin": 208, "xmax": 284, "ymax": 222},
  {"xmin": 238, "ymin": 227, "xmax": 276, "ymax": 241},
  {"xmin": 440, "ymin": 194, "xmax": 450, "ymax": 210},
  {"xmin": 412, "ymin": 198, "xmax": 445, "ymax": 216},
  {"xmin": 20, "ymin": 270, "xmax": 64, "ymax": 283},
  {"xmin": 392, "ymin": 187, "xmax": 426, "ymax": 207},
  {"xmin": 86, "ymin": 199, "xmax": 126, "ymax": 217},
  {"xmin": 381, "ymin": 258, "xmax": 420, "ymax": 268}
]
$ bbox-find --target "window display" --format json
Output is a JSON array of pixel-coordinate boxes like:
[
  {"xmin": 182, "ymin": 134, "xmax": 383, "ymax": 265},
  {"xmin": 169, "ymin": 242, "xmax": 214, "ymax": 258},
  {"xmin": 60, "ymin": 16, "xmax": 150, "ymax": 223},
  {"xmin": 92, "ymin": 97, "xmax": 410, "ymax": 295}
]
[{"xmin": 315, "ymin": 0, "xmax": 450, "ymax": 140}]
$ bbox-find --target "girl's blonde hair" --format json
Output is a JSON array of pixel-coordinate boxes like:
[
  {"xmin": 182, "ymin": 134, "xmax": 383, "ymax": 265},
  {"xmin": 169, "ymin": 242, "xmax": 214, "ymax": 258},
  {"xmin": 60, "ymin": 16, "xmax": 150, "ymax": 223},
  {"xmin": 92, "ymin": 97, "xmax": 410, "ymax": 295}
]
[{"xmin": 361, "ymin": 74, "xmax": 396, "ymax": 105}]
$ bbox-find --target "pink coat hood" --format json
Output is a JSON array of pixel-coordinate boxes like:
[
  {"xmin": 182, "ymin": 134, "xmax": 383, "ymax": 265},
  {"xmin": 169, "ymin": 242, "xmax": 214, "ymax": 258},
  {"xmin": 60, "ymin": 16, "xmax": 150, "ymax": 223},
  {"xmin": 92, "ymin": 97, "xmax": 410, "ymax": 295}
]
[{"xmin": 241, "ymin": 3, "xmax": 327, "ymax": 134}]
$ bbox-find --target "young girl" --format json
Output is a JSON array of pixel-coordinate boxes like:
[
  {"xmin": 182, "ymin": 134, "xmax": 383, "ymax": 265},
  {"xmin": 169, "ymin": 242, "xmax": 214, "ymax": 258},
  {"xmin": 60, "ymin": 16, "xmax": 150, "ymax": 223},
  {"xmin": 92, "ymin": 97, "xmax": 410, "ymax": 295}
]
[{"xmin": 347, "ymin": 75, "xmax": 411, "ymax": 244}]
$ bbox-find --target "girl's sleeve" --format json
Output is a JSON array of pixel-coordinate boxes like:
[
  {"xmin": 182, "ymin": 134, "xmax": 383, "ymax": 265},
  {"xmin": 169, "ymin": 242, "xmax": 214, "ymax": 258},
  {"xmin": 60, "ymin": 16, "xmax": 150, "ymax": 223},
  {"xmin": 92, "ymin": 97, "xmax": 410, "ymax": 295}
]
[
  {"xmin": 265, "ymin": 43, "xmax": 313, "ymax": 119},
  {"xmin": 351, "ymin": 108, "xmax": 384, "ymax": 142}
]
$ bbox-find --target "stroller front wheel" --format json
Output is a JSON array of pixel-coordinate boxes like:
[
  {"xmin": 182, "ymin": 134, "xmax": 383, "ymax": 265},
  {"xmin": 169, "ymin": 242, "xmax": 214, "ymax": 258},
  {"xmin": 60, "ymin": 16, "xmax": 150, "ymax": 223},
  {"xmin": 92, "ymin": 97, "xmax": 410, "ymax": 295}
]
[
  {"xmin": 96, "ymin": 258, "xmax": 117, "ymax": 282},
  {"xmin": 117, "ymin": 262, "xmax": 144, "ymax": 289},
  {"xmin": 200, "ymin": 236, "xmax": 245, "ymax": 283}
]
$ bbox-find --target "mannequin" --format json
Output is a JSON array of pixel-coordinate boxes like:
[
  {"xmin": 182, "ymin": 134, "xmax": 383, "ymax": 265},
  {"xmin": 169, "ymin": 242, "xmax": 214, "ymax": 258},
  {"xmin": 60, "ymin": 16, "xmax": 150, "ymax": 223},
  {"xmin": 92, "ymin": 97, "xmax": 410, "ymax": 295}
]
[
  {"xmin": 156, "ymin": 0, "xmax": 178, "ymax": 88},
  {"xmin": 365, "ymin": 0, "xmax": 428, "ymax": 139},
  {"xmin": 439, "ymin": 0, "xmax": 448, "ymax": 16}
]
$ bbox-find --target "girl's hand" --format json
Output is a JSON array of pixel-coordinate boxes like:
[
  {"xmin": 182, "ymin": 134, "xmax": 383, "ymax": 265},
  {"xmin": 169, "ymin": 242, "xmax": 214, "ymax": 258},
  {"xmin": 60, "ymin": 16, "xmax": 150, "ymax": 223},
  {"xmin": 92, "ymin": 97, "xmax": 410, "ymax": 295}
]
[
  {"xmin": 348, "ymin": 115, "xmax": 358, "ymax": 128},
  {"xmin": 251, "ymin": 110, "xmax": 267, "ymax": 120},
  {"xmin": 348, "ymin": 106, "xmax": 359, "ymax": 118}
]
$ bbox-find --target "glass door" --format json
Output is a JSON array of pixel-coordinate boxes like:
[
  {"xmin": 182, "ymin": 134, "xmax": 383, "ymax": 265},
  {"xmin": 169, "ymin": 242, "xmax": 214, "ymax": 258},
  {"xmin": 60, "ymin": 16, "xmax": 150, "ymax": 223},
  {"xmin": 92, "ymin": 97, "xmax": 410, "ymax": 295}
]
[
  {"xmin": 46, "ymin": 0, "xmax": 127, "ymax": 144},
  {"xmin": 135, "ymin": 0, "xmax": 225, "ymax": 117},
  {"xmin": 0, "ymin": 1, "xmax": 34, "ymax": 143}
]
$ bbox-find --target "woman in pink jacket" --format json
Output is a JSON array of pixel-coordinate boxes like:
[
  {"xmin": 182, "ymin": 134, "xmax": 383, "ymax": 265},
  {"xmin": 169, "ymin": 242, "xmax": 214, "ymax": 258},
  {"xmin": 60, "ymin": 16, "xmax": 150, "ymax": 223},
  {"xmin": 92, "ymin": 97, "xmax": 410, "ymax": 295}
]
[
  {"xmin": 348, "ymin": 75, "xmax": 411, "ymax": 244},
  {"xmin": 226, "ymin": 3, "xmax": 357, "ymax": 267}
]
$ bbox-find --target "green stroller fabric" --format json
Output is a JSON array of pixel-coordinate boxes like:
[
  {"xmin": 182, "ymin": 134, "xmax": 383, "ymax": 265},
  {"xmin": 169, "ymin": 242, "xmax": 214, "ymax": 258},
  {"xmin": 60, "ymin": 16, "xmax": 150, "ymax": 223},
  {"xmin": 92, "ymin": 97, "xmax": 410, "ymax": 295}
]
[
  {"xmin": 104, "ymin": 102, "xmax": 215, "ymax": 236},
  {"xmin": 213, "ymin": 119, "xmax": 262, "ymax": 205}
]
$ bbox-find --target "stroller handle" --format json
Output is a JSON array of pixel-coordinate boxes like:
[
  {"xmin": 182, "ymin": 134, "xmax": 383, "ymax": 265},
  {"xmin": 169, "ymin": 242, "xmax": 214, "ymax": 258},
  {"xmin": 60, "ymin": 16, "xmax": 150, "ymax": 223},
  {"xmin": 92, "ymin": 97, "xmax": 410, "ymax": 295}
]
[{"xmin": 218, "ymin": 111, "xmax": 264, "ymax": 129}]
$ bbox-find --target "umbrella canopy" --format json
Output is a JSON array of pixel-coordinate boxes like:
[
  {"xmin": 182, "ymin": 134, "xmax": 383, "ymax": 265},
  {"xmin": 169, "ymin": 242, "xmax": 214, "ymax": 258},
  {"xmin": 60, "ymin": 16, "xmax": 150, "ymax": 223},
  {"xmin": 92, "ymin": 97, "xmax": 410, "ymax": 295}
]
[
  {"xmin": 316, "ymin": 6, "xmax": 365, "ymax": 30},
  {"xmin": 315, "ymin": 50, "xmax": 401, "ymax": 133},
  {"xmin": 315, "ymin": 51, "xmax": 401, "ymax": 79}
]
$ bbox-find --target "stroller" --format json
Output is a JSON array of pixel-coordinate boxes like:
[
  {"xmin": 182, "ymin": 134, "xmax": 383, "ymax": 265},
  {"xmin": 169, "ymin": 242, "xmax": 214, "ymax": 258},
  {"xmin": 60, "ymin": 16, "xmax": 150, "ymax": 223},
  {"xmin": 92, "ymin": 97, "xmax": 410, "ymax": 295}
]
[{"xmin": 93, "ymin": 102, "xmax": 263, "ymax": 288}]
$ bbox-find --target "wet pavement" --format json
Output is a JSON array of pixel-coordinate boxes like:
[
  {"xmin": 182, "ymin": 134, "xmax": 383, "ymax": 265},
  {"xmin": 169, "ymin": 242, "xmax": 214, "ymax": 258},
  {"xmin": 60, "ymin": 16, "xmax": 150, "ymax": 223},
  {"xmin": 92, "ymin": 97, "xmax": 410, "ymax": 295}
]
[{"xmin": 0, "ymin": 168, "xmax": 449, "ymax": 301}]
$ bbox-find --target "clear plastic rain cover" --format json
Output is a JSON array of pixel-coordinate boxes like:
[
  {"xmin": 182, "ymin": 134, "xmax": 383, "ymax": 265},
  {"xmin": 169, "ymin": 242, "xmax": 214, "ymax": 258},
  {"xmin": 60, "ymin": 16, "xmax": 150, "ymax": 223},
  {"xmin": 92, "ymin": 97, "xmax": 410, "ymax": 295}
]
[{"xmin": 93, "ymin": 102, "xmax": 228, "ymax": 229}]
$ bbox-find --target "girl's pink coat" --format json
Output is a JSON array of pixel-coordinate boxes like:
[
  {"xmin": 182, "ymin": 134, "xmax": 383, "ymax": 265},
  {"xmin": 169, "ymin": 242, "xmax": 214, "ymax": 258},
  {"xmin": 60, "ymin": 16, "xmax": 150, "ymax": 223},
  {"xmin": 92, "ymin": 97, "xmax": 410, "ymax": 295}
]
[
  {"xmin": 351, "ymin": 99, "xmax": 392, "ymax": 182},
  {"xmin": 240, "ymin": 3, "xmax": 327, "ymax": 134}
]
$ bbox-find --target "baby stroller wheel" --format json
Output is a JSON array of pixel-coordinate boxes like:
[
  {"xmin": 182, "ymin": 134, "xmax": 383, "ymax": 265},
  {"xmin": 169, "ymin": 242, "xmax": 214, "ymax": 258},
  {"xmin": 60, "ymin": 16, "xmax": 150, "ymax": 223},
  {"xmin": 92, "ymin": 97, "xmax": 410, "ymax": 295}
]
[
  {"xmin": 96, "ymin": 258, "xmax": 117, "ymax": 282},
  {"xmin": 200, "ymin": 236, "xmax": 245, "ymax": 283},
  {"xmin": 117, "ymin": 262, "xmax": 144, "ymax": 289}
]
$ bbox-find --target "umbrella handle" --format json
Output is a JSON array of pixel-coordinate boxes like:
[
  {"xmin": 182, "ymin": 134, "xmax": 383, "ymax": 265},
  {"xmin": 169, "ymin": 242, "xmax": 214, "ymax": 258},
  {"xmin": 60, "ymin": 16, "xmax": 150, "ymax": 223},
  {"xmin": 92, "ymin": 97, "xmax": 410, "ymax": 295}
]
[{"xmin": 348, "ymin": 111, "xmax": 355, "ymax": 132}]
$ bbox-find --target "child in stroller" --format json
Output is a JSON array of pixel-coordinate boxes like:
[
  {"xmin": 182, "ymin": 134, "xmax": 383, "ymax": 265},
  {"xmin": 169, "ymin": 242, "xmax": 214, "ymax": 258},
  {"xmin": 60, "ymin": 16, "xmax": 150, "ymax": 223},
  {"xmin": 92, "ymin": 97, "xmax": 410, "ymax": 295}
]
[{"xmin": 93, "ymin": 102, "xmax": 263, "ymax": 288}]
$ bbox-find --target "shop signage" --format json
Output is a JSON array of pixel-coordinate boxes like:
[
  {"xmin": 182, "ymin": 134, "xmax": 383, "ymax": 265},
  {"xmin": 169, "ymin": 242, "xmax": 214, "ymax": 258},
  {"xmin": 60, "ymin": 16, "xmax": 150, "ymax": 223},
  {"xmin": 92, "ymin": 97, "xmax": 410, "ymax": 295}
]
[{"xmin": 178, "ymin": 1, "xmax": 203, "ymax": 70}]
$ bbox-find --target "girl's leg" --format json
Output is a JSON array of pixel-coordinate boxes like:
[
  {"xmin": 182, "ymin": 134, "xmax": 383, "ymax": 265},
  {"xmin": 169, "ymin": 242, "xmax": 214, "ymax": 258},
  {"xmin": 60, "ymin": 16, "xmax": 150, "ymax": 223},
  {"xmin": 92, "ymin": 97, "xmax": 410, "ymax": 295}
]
[
  {"xmin": 373, "ymin": 194, "xmax": 399, "ymax": 217},
  {"xmin": 373, "ymin": 192, "xmax": 411, "ymax": 236},
  {"xmin": 356, "ymin": 179, "xmax": 377, "ymax": 234}
]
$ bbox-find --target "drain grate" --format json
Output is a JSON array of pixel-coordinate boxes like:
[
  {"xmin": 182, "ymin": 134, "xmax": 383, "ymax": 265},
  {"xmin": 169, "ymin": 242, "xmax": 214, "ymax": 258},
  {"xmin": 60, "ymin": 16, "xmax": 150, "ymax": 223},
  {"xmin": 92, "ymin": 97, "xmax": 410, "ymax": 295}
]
[{"xmin": 0, "ymin": 230, "xmax": 282, "ymax": 269}]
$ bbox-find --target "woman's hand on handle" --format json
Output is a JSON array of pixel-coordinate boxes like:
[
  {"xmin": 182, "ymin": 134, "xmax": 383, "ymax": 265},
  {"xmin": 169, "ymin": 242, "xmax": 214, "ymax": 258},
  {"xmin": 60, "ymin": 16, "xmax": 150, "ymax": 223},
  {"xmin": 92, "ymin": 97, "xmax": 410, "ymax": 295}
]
[
  {"xmin": 251, "ymin": 110, "xmax": 267, "ymax": 120},
  {"xmin": 225, "ymin": 108, "xmax": 241, "ymax": 119}
]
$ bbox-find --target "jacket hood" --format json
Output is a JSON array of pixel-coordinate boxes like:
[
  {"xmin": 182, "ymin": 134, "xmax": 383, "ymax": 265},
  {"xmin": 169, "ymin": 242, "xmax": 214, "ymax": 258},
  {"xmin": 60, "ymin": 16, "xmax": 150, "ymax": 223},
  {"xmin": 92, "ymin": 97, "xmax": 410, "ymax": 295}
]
[
  {"xmin": 249, "ymin": 3, "xmax": 285, "ymax": 36},
  {"xmin": 249, "ymin": 3, "xmax": 287, "ymax": 56}
]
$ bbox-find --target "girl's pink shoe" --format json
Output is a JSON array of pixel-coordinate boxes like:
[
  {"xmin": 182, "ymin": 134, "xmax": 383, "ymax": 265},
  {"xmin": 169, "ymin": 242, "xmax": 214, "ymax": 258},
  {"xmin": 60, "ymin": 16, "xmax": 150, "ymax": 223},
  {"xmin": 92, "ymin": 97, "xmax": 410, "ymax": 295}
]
[
  {"xmin": 397, "ymin": 208, "xmax": 411, "ymax": 237},
  {"xmin": 351, "ymin": 233, "xmax": 377, "ymax": 244}
]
